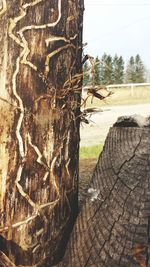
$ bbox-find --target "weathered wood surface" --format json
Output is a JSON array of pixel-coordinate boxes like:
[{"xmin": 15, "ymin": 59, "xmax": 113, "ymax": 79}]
[
  {"xmin": 58, "ymin": 116, "xmax": 150, "ymax": 266},
  {"xmin": 0, "ymin": 251, "xmax": 16, "ymax": 267},
  {"xmin": 0, "ymin": 0, "xmax": 84, "ymax": 266}
]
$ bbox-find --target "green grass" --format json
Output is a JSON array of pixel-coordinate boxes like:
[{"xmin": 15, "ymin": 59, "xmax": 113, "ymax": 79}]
[
  {"xmin": 83, "ymin": 86, "xmax": 150, "ymax": 108},
  {"xmin": 80, "ymin": 144, "xmax": 103, "ymax": 159}
]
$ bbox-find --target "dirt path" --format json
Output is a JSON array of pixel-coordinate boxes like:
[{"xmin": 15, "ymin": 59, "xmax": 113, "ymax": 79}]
[{"xmin": 80, "ymin": 103, "xmax": 150, "ymax": 147}]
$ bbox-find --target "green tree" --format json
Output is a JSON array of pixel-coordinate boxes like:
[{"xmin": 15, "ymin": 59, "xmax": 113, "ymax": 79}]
[
  {"xmin": 99, "ymin": 59, "xmax": 105, "ymax": 85},
  {"xmin": 83, "ymin": 62, "xmax": 91, "ymax": 86},
  {"xmin": 134, "ymin": 54, "xmax": 145, "ymax": 83},
  {"xmin": 101, "ymin": 53, "xmax": 113, "ymax": 85},
  {"xmin": 125, "ymin": 56, "xmax": 136, "ymax": 83},
  {"xmin": 113, "ymin": 55, "xmax": 124, "ymax": 84},
  {"xmin": 93, "ymin": 56, "xmax": 101, "ymax": 85},
  {"xmin": 125, "ymin": 55, "xmax": 146, "ymax": 83}
]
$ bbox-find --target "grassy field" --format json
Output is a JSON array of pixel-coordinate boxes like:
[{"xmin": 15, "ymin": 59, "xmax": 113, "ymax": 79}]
[
  {"xmin": 83, "ymin": 86, "xmax": 150, "ymax": 108},
  {"xmin": 80, "ymin": 144, "xmax": 103, "ymax": 159}
]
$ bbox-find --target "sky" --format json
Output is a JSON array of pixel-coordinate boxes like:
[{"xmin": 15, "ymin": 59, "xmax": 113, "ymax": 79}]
[{"xmin": 83, "ymin": 0, "xmax": 150, "ymax": 69}]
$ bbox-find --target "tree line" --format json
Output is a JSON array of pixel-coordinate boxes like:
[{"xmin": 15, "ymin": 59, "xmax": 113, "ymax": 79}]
[{"xmin": 83, "ymin": 53, "xmax": 146, "ymax": 86}]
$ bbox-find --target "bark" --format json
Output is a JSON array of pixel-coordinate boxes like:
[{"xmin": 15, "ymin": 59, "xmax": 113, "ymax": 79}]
[
  {"xmin": 0, "ymin": 0, "xmax": 84, "ymax": 266},
  {"xmin": 58, "ymin": 116, "xmax": 150, "ymax": 267}
]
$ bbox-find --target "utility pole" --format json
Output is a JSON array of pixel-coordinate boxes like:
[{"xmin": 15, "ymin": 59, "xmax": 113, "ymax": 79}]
[{"xmin": 0, "ymin": 0, "xmax": 84, "ymax": 266}]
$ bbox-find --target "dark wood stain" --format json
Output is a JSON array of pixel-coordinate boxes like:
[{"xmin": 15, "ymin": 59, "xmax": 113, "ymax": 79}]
[{"xmin": 0, "ymin": 0, "xmax": 84, "ymax": 266}]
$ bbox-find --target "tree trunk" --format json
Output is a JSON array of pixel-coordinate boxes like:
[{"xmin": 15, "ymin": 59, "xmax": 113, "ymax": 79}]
[
  {"xmin": 0, "ymin": 0, "xmax": 84, "ymax": 266},
  {"xmin": 59, "ymin": 116, "xmax": 150, "ymax": 267}
]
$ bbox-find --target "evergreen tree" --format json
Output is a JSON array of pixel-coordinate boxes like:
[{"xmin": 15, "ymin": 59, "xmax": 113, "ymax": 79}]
[
  {"xmin": 113, "ymin": 55, "xmax": 124, "ymax": 84},
  {"xmin": 99, "ymin": 59, "xmax": 105, "ymax": 85},
  {"xmin": 83, "ymin": 61, "xmax": 91, "ymax": 86},
  {"xmin": 125, "ymin": 55, "xmax": 146, "ymax": 83},
  {"xmin": 101, "ymin": 53, "xmax": 113, "ymax": 85},
  {"xmin": 125, "ymin": 56, "xmax": 136, "ymax": 83},
  {"xmin": 93, "ymin": 56, "xmax": 101, "ymax": 85},
  {"xmin": 100, "ymin": 53, "xmax": 107, "ymax": 85},
  {"xmin": 134, "ymin": 54, "xmax": 145, "ymax": 83}
]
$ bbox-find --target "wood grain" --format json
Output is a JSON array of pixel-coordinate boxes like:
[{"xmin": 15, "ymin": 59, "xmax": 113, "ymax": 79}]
[
  {"xmin": 0, "ymin": 0, "xmax": 84, "ymax": 266},
  {"xmin": 58, "ymin": 120, "xmax": 150, "ymax": 266}
]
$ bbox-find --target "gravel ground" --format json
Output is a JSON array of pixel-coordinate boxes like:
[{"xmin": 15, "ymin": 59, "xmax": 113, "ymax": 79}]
[
  {"xmin": 79, "ymin": 103, "xmax": 150, "ymax": 205},
  {"xmin": 80, "ymin": 103, "xmax": 150, "ymax": 147}
]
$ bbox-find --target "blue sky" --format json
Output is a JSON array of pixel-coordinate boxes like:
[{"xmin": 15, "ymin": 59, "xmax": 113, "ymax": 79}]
[{"xmin": 83, "ymin": 0, "xmax": 150, "ymax": 69}]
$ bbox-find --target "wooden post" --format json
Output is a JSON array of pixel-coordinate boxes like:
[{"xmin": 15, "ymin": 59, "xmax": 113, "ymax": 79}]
[
  {"xmin": 0, "ymin": 0, "xmax": 84, "ymax": 266},
  {"xmin": 58, "ymin": 116, "xmax": 150, "ymax": 266}
]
